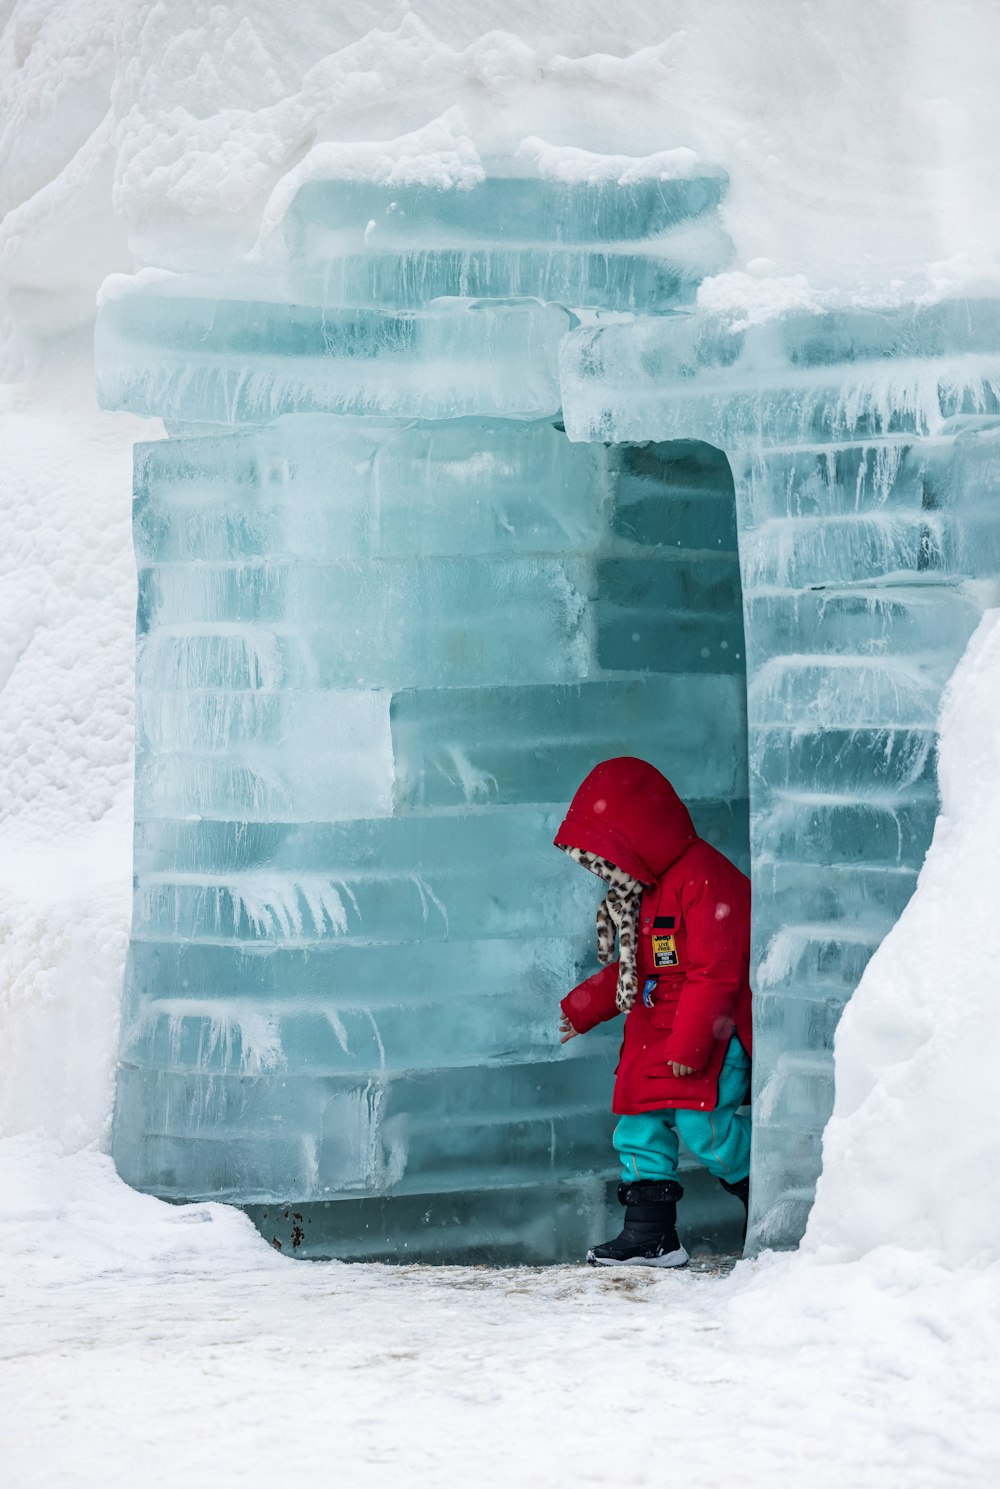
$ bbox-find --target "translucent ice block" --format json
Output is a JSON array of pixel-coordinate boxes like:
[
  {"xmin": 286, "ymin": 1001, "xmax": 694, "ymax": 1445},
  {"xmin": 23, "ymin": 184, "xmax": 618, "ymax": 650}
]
[
  {"xmin": 123, "ymin": 936, "xmax": 601, "ymax": 1025},
  {"xmin": 282, "ymin": 174, "xmax": 732, "ymax": 312},
  {"xmin": 112, "ymin": 1054, "xmax": 620, "ymax": 1203},
  {"xmin": 560, "ymin": 302, "xmax": 1000, "ymax": 448},
  {"xmin": 743, "ymin": 588, "xmax": 985, "ymax": 662},
  {"xmin": 137, "ymin": 555, "xmax": 594, "ymax": 689},
  {"xmin": 134, "ymin": 418, "xmax": 609, "ymax": 565},
  {"xmin": 132, "ymin": 804, "xmax": 750, "ymax": 934},
  {"xmin": 135, "ymin": 689, "xmax": 394, "ymax": 821},
  {"xmin": 390, "ymin": 675, "xmax": 748, "ymax": 809},
  {"xmin": 747, "ymin": 655, "xmax": 949, "ymax": 729},
  {"xmin": 750, "ymin": 725, "xmax": 937, "ymax": 795},
  {"xmin": 289, "ymin": 243, "xmax": 728, "ymax": 314},
  {"xmin": 131, "ymin": 810, "xmax": 601, "ymax": 945},
  {"xmin": 751, "ymin": 790, "xmax": 941, "ymax": 869},
  {"xmin": 285, "ymin": 176, "xmax": 729, "ymax": 248},
  {"xmin": 97, "ymin": 289, "xmax": 572, "ymax": 424}
]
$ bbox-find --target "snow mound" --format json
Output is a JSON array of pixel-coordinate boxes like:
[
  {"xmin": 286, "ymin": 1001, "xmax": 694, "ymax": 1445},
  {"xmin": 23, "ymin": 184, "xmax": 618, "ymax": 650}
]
[
  {"xmin": 807, "ymin": 610, "xmax": 1000, "ymax": 1265},
  {"xmin": 6, "ymin": 1, "xmax": 1000, "ymax": 349},
  {"xmin": 0, "ymin": 351, "xmax": 157, "ymax": 1148}
]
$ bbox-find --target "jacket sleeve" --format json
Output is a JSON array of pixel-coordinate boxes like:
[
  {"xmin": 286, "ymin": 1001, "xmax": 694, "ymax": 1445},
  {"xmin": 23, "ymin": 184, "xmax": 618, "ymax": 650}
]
[
  {"xmin": 561, "ymin": 962, "xmax": 621, "ymax": 1034},
  {"xmin": 662, "ymin": 874, "xmax": 748, "ymax": 1071}
]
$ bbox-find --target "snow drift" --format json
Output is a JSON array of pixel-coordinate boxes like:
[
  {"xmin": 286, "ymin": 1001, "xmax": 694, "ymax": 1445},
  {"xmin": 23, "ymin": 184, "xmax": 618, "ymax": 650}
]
[{"xmin": 807, "ymin": 609, "xmax": 1000, "ymax": 1265}]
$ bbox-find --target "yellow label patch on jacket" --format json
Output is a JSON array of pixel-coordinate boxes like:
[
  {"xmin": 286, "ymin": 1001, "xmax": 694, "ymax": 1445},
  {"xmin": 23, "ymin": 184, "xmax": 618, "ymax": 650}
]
[{"xmin": 652, "ymin": 933, "xmax": 679, "ymax": 968}]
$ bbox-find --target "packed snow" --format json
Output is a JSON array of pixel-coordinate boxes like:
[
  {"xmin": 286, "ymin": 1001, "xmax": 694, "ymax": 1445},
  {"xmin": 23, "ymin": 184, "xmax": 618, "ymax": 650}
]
[
  {"xmin": 0, "ymin": 344, "xmax": 154, "ymax": 1150},
  {"xmin": 2, "ymin": 1134, "xmax": 999, "ymax": 1488},
  {"xmin": 7, "ymin": 0, "xmax": 1000, "ymax": 355},
  {"xmin": 3, "ymin": 3, "xmax": 1000, "ymax": 1485},
  {"xmin": 808, "ymin": 609, "xmax": 1000, "ymax": 1266}
]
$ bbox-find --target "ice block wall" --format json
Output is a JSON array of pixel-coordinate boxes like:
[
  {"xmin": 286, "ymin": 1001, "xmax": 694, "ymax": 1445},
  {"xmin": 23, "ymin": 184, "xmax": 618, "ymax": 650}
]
[
  {"xmin": 99, "ymin": 158, "xmax": 1000, "ymax": 1260},
  {"xmin": 99, "ymin": 172, "xmax": 751, "ymax": 1261},
  {"xmin": 563, "ymin": 301, "xmax": 1000, "ymax": 1248}
]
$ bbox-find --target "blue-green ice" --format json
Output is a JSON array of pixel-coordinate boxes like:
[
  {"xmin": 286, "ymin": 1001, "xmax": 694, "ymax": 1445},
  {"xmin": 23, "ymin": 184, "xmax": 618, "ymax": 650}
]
[{"xmin": 98, "ymin": 168, "xmax": 1000, "ymax": 1259}]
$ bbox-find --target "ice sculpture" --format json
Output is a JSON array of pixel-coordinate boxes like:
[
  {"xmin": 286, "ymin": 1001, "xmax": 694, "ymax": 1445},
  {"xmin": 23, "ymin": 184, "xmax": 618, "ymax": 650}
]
[{"xmin": 98, "ymin": 159, "xmax": 1000, "ymax": 1260}]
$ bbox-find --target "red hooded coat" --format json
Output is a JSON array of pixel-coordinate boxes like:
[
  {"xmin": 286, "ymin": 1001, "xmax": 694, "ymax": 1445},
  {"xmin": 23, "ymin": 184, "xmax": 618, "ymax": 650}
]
[{"xmin": 557, "ymin": 757, "xmax": 752, "ymax": 1115}]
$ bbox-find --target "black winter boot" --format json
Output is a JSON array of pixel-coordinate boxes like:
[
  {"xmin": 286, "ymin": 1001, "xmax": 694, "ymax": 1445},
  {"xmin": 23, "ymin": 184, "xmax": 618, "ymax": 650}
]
[
  {"xmin": 587, "ymin": 1180, "xmax": 688, "ymax": 1268},
  {"xmin": 719, "ymin": 1175, "xmax": 749, "ymax": 1209},
  {"xmin": 719, "ymin": 1175, "xmax": 750, "ymax": 1245}
]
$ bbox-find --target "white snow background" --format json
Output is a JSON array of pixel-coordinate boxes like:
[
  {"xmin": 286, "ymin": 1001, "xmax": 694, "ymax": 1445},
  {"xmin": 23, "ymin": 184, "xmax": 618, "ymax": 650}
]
[{"xmin": 2, "ymin": 3, "xmax": 1000, "ymax": 1485}]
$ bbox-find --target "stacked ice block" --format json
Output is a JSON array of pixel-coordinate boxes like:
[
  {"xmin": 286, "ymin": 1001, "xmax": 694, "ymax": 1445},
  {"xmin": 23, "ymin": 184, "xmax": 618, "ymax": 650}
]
[
  {"xmin": 563, "ymin": 300, "xmax": 1000, "ymax": 1247},
  {"xmin": 101, "ymin": 171, "xmax": 751, "ymax": 1260},
  {"xmin": 281, "ymin": 175, "xmax": 732, "ymax": 311},
  {"xmin": 101, "ymin": 156, "xmax": 999, "ymax": 1259}
]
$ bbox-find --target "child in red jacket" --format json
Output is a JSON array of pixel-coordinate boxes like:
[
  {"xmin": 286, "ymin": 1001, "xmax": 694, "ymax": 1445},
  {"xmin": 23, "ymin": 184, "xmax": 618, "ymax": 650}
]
[{"xmin": 556, "ymin": 757, "xmax": 752, "ymax": 1267}]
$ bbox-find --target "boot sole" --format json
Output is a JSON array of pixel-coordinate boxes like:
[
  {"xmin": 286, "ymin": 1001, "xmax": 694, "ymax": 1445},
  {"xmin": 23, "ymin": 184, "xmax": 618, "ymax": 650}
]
[{"xmin": 586, "ymin": 1246, "xmax": 689, "ymax": 1269}]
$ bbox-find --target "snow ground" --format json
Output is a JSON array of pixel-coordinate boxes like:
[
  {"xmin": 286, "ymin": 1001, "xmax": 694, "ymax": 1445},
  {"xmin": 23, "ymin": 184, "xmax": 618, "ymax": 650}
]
[{"xmin": 3, "ymin": 1134, "xmax": 999, "ymax": 1489}]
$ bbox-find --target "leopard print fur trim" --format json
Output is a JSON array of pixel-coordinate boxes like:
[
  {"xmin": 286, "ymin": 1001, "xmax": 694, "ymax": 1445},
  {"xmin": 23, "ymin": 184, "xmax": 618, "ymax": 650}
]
[{"xmin": 558, "ymin": 845, "xmax": 648, "ymax": 1012}]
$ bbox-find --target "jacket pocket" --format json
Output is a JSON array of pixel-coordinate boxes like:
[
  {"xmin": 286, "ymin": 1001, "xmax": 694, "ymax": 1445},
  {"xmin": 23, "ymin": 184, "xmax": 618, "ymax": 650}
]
[{"xmin": 648, "ymin": 986, "xmax": 681, "ymax": 1030}]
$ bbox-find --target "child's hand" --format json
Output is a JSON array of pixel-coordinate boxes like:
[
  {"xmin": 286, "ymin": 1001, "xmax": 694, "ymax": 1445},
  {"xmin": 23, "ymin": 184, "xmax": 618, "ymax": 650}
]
[
  {"xmin": 669, "ymin": 1061, "xmax": 696, "ymax": 1077},
  {"xmin": 559, "ymin": 1012, "xmax": 580, "ymax": 1044}
]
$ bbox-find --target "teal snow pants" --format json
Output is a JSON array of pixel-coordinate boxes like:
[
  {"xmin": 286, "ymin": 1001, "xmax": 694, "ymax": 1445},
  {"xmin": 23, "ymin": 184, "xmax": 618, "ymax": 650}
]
[{"xmin": 613, "ymin": 1037, "xmax": 751, "ymax": 1185}]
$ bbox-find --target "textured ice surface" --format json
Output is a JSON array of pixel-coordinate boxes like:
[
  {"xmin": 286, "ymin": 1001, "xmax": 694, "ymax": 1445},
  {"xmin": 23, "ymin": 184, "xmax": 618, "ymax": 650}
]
[
  {"xmin": 133, "ymin": 419, "xmax": 606, "ymax": 562},
  {"xmin": 97, "ymin": 288, "xmax": 573, "ymax": 425},
  {"xmin": 98, "ymin": 162, "xmax": 1000, "ymax": 1261},
  {"xmin": 106, "ymin": 239, "xmax": 750, "ymax": 1256},
  {"xmin": 559, "ymin": 302, "xmax": 1000, "ymax": 1252},
  {"xmin": 282, "ymin": 176, "xmax": 732, "ymax": 311},
  {"xmin": 285, "ymin": 176, "xmax": 728, "ymax": 248},
  {"xmin": 561, "ymin": 302, "xmax": 1000, "ymax": 447},
  {"xmin": 115, "ymin": 410, "xmax": 749, "ymax": 1233}
]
